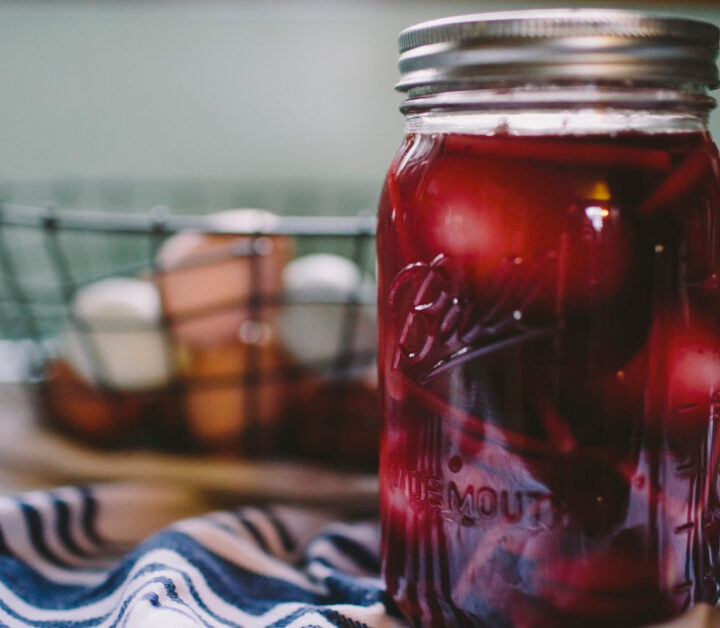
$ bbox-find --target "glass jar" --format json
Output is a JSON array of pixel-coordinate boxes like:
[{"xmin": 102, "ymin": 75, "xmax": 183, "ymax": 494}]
[{"xmin": 377, "ymin": 10, "xmax": 720, "ymax": 627}]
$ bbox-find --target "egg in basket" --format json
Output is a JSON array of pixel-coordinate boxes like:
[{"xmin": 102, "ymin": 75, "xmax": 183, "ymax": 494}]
[{"xmin": 0, "ymin": 203, "xmax": 378, "ymax": 471}]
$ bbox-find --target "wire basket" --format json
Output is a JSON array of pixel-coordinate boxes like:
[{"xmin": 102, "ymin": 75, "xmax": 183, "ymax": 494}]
[{"xmin": 0, "ymin": 194, "xmax": 378, "ymax": 469}]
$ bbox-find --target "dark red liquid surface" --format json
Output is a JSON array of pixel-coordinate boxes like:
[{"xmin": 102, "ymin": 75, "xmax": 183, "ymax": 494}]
[{"xmin": 377, "ymin": 131, "xmax": 720, "ymax": 627}]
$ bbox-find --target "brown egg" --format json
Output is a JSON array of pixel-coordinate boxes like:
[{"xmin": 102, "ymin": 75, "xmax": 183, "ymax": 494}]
[
  {"xmin": 181, "ymin": 320, "xmax": 290, "ymax": 454},
  {"xmin": 42, "ymin": 360, "xmax": 148, "ymax": 446},
  {"xmin": 287, "ymin": 372, "xmax": 380, "ymax": 470},
  {"xmin": 154, "ymin": 209, "xmax": 293, "ymax": 348}
]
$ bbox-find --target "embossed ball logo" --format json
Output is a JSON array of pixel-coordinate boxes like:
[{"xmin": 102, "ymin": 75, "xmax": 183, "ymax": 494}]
[{"xmin": 388, "ymin": 252, "xmax": 559, "ymax": 382}]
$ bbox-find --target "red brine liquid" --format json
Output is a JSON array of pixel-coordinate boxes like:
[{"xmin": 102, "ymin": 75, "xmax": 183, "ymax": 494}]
[{"xmin": 377, "ymin": 131, "xmax": 720, "ymax": 627}]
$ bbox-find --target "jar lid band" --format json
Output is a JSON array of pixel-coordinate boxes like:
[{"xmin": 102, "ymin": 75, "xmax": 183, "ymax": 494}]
[{"xmin": 397, "ymin": 9, "xmax": 720, "ymax": 96}]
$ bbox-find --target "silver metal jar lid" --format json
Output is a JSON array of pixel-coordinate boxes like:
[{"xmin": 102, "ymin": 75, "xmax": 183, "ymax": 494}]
[{"xmin": 397, "ymin": 9, "xmax": 720, "ymax": 96}]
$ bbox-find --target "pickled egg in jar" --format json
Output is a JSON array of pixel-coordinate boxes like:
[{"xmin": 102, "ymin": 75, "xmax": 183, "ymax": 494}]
[{"xmin": 377, "ymin": 10, "xmax": 720, "ymax": 627}]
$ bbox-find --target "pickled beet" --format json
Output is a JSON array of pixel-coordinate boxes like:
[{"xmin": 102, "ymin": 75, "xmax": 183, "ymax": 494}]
[{"xmin": 378, "ymin": 131, "xmax": 720, "ymax": 626}]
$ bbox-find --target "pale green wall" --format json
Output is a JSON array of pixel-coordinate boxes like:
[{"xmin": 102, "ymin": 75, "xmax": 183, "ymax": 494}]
[{"xmin": 1, "ymin": 1, "xmax": 719, "ymax": 196}]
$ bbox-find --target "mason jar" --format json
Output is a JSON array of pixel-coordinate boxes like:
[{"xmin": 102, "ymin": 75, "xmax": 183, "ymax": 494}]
[{"xmin": 376, "ymin": 10, "xmax": 720, "ymax": 627}]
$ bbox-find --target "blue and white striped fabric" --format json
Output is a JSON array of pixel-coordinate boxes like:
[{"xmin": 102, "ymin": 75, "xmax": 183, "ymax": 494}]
[{"xmin": 0, "ymin": 484, "xmax": 403, "ymax": 627}]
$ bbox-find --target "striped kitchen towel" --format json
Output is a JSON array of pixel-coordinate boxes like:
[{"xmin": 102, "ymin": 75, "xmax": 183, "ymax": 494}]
[{"xmin": 0, "ymin": 483, "xmax": 403, "ymax": 627}]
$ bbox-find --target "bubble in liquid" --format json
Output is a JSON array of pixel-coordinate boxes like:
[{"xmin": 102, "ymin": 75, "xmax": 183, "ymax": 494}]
[{"xmin": 448, "ymin": 455, "xmax": 463, "ymax": 472}]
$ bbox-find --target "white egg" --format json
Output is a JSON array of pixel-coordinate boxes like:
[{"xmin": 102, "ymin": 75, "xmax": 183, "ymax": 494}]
[
  {"xmin": 63, "ymin": 277, "xmax": 172, "ymax": 390},
  {"xmin": 277, "ymin": 254, "xmax": 376, "ymax": 377}
]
